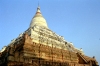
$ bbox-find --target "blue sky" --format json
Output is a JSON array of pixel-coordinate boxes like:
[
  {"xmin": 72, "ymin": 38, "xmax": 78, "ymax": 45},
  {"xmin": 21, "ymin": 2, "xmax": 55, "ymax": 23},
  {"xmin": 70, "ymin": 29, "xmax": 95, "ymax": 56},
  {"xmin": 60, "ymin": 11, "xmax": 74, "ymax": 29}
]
[{"xmin": 0, "ymin": 0, "xmax": 100, "ymax": 65}]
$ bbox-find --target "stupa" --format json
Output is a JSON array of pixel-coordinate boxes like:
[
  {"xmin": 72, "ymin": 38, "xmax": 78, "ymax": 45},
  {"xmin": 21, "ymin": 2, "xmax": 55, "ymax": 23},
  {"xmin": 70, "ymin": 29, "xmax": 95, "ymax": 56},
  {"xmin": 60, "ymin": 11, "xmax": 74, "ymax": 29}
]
[{"xmin": 0, "ymin": 6, "xmax": 98, "ymax": 66}]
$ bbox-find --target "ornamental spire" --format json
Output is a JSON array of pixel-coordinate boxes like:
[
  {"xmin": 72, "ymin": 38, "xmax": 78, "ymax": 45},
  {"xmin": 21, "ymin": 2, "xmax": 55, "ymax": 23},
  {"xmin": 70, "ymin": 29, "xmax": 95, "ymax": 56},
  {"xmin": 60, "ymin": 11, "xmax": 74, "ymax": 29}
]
[
  {"xmin": 38, "ymin": 1, "xmax": 39, "ymax": 8},
  {"xmin": 36, "ymin": 2, "xmax": 41, "ymax": 14}
]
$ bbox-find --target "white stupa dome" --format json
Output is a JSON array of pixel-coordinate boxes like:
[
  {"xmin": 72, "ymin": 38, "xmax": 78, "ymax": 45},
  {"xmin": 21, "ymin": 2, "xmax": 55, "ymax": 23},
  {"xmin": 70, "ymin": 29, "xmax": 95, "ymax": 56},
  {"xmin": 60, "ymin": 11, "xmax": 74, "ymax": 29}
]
[{"xmin": 30, "ymin": 6, "xmax": 48, "ymax": 28}]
